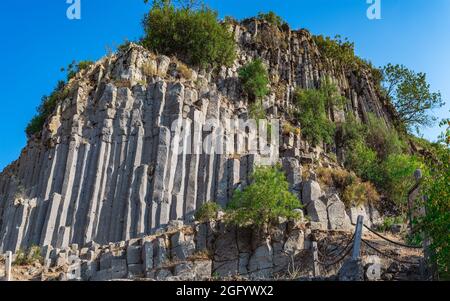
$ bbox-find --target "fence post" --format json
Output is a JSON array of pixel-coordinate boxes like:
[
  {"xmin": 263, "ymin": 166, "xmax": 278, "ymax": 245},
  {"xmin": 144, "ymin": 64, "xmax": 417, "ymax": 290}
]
[
  {"xmin": 312, "ymin": 241, "xmax": 320, "ymax": 277},
  {"xmin": 5, "ymin": 251, "xmax": 12, "ymax": 281},
  {"xmin": 352, "ymin": 215, "xmax": 364, "ymax": 260}
]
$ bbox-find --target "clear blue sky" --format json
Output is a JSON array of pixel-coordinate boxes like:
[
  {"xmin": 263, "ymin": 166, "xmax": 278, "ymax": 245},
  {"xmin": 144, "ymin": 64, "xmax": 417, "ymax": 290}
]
[{"xmin": 0, "ymin": 0, "xmax": 449, "ymax": 170}]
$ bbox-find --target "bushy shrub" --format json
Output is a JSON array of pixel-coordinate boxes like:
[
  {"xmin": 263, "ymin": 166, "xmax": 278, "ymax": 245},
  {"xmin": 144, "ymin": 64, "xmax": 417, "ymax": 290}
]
[
  {"xmin": 195, "ymin": 201, "xmax": 222, "ymax": 223},
  {"xmin": 312, "ymin": 34, "xmax": 382, "ymax": 80},
  {"xmin": 365, "ymin": 113, "xmax": 405, "ymax": 160},
  {"xmin": 416, "ymin": 135, "xmax": 450, "ymax": 279},
  {"xmin": 380, "ymin": 154, "xmax": 424, "ymax": 209},
  {"xmin": 238, "ymin": 59, "xmax": 269, "ymax": 100},
  {"xmin": 257, "ymin": 11, "xmax": 287, "ymax": 27},
  {"xmin": 294, "ymin": 86, "xmax": 336, "ymax": 146},
  {"xmin": 337, "ymin": 113, "xmax": 366, "ymax": 149},
  {"xmin": 342, "ymin": 180, "xmax": 380, "ymax": 207},
  {"xmin": 227, "ymin": 165, "xmax": 301, "ymax": 227},
  {"xmin": 13, "ymin": 245, "xmax": 43, "ymax": 266},
  {"xmin": 376, "ymin": 215, "xmax": 405, "ymax": 232},
  {"xmin": 345, "ymin": 141, "xmax": 380, "ymax": 183},
  {"xmin": 25, "ymin": 81, "xmax": 69, "ymax": 138},
  {"xmin": 142, "ymin": 1, "xmax": 236, "ymax": 68},
  {"xmin": 65, "ymin": 60, "xmax": 94, "ymax": 80}
]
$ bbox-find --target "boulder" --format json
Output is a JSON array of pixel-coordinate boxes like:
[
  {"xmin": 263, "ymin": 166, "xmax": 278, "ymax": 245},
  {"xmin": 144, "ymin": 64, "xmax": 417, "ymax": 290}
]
[{"xmin": 327, "ymin": 194, "xmax": 352, "ymax": 230}]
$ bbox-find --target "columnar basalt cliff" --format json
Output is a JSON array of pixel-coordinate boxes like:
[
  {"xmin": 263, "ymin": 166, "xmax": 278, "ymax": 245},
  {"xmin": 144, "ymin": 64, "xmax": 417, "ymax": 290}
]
[{"xmin": 0, "ymin": 19, "xmax": 393, "ymax": 253}]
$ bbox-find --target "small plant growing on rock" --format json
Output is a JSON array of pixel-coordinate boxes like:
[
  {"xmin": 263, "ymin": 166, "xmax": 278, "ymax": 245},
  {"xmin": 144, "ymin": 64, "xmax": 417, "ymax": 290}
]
[
  {"xmin": 194, "ymin": 201, "xmax": 222, "ymax": 223},
  {"xmin": 226, "ymin": 165, "xmax": 302, "ymax": 228},
  {"xmin": 13, "ymin": 245, "xmax": 43, "ymax": 266},
  {"xmin": 238, "ymin": 59, "xmax": 270, "ymax": 101}
]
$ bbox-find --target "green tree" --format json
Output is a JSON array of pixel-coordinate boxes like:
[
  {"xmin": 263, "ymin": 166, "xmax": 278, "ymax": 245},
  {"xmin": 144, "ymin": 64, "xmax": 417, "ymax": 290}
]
[
  {"xmin": 142, "ymin": 0, "xmax": 236, "ymax": 68},
  {"xmin": 416, "ymin": 121, "xmax": 450, "ymax": 279},
  {"xmin": 294, "ymin": 79, "xmax": 342, "ymax": 146},
  {"xmin": 257, "ymin": 11, "xmax": 287, "ymax": 27},
  {"xmin": 238, "ymin": 59, "xmax": 270, "ymax": 100},
  {"xmin": 227, "ymin": 165, "xmax": 301, "ymax": 228},
  {"xmin": 382, "ymin": 64, "xmax": 444, "ymax": 131},
  {"xmin": 365, "ymin": 113, "xmax": 405, "ymax": 160}
]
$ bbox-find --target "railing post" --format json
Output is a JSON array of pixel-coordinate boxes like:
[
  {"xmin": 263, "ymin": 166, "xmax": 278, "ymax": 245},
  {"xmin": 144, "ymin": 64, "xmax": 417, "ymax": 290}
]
[
  {"xmin": 5, "ymin": 251, "xmax": 12, "ymax": 281},
  {"xmin": 352, "ymin": 215, "xmax": 364, "ymax": 260},
  {"xmin": 312, "ymin": 241, "xmax": 320, "ymax": 277}
]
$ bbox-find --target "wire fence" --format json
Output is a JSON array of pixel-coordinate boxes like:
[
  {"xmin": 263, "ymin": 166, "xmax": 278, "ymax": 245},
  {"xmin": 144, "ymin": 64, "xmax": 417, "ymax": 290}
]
[{"xmin": 314, "ymin": 218, "xmax": 423, "ymax": 270}]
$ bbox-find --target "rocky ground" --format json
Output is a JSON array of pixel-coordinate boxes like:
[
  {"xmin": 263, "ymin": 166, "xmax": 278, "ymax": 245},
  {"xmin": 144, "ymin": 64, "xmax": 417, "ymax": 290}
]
[{"xmin": 0, "ymin": 219, "xmax": 423, "ymax": 281}]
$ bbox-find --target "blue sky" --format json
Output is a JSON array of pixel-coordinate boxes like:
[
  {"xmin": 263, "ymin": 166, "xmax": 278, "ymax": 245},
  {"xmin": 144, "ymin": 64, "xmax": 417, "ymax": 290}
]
[{"xmin": 0, "ymin": 0, "xmax": 449, "ymax": 170}]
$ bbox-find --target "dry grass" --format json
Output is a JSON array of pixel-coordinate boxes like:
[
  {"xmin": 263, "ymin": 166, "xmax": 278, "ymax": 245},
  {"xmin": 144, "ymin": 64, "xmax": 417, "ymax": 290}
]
[
  {"xmin": 317, "ymin": 167, "xmax": 354, "ymax": 189},
  {"xmin": 282, "ymin": 122, "xmax": 301, "ymax": 136},
  {"xmin": 342, "ymin": 181, "xmax": 380, "ymax": 207},
  {"xmin": 142, "ymin": 61, "xmax": 157, "ymax": 77},
  {"xmin": 113, "ymin": 79, "xmax": 132, "ymax": 89}
]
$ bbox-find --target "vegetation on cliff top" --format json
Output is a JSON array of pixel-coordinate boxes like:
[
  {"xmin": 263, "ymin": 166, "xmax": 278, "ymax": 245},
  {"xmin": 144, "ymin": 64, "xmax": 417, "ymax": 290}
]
[{"xmin": 142, "ymin": 0, "xmax": 236, "ymax": 68}]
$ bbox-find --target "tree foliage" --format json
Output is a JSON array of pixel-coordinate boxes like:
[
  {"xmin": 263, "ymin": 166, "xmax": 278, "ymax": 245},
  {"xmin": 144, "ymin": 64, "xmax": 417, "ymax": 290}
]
[
  {"xmin": 25, "ymin": 81, "xmax": 69, "ymax": 138},
  {"xmin": 195, "ymin": 201, "xmax": 222, "ymax": 223},
  {"xmin": 382, "ymin": 63, "xmax": 444, "ymax": 131},
  {"xmin": 238, "ymin": 59, "xmax": 269, "ymax": 100},
  {"xmin": 415, "ymin": 121, "xmax": 450, "ymax": 279},
  {"xmin": 257, "ymin": 11, "xmax": 287, "ymax": 27},
  {"xmin": 142, "ymin": 0, "xmax": 236, "ymax": 68},
  {"xmin": 227, "ymin": 165, "xmax": 301, "ymax": 227},
  {"xmin": 294, "ymin": 78, "xmax": 345, "ymax": 146}
]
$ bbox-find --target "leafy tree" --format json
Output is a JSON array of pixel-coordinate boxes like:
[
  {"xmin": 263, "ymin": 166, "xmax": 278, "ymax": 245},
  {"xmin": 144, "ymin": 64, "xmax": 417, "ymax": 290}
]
[
  {"xmin": 142, "ymin": 0, "xmax": 236, "ymax": 68},
  {"xmin": 257, "ymin": 11, "xmax": 287, "ymax": 27},
  {"xmin": 227, "ymin": 165, "xmax": 301, "ymax": 228},
  {"xmin": 294, "ymin": 78, "xmax": 343, "ymax": 146},
  {"xmin": 336, "ymin": 113, "xmax": 366, "ymax": 150},
  {"xmin": 380, "ymin": 154, "xmax": 424, "ymax": 209},
  {"xmin": 382, "ymin": 63, "xmax": 444, "ymax": 131},
  {"xmin": 365, "ymin": 113, "xmax": 405, "ymax": 160},
  {"xmin": 238, "ymin": 59, "xmax": 269, "ymax": 100},
  {"xmin": 345, "ymin": 141, "xmax": 380, "ymax": 184},
  {"xmin": 416, "ymin": 121, "xmax": 450, "ymax": 279}
]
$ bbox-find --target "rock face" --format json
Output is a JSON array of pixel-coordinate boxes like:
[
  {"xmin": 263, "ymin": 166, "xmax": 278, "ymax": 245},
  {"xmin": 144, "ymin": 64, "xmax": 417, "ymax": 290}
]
[{"xmin": 0, "ymin": 19, "xmax": 393, "ymax": 252}]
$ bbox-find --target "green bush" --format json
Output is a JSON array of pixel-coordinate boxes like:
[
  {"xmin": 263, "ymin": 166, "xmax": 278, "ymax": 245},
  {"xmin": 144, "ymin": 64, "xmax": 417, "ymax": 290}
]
[
  {"xmin": 337, "ymin": 113, "xmax": 366, "ymax": 149},
  {"xmin": 195, "ymin": 202, "xmax": 222, "ymax": 223},
  {"xmin": 227, "ymin": 165, "xmax": 301, "ymax": 227},
  {"xmin": 257, "ymin": 11, "xmax": 287, "ymax": 27},
  {"xmin": 293, "ymin": 78, "xmax": 346, "ymax": 146},
  {"xmin": 25, "ymin": 81, "xmax": 69, "ymax": 138},
  {"xmin": 65, "ymin": 60, "xmax": 94, "ymax": 81},
  {"xmin": 380, "ymin": 154, "xmax": 424, "ymax": 210},
  {"xmin": 142, "ymin": 1, "xmax": 236, "ymax": 68},
  {"xmin": 238, "ymin": 59, "xmax": 270, "ymax": 100},
  {"xmin": 345, "ymin": 141, "xmax": 380, "ymax": 183},
  {"xmin": 376, "ymin": 215, "xmax": 405, "ymax": 232},
  {"xmin": 294, "ymin": 89, "xmax": 335, "ymax": 146},
  {"xmin": 13, "ymin": 245, "xmax": 43, "ymax": 266},
  {"xmin": 365, "ymin": 113, "xmax": 405, "ymax": 160},
  {"xmin": 416, "ymin": 139, "xmax": 450, "ymax": 279},
  {"xmin": 312, "ymin": 35, "xmax": 382, "ymax": 81}
]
